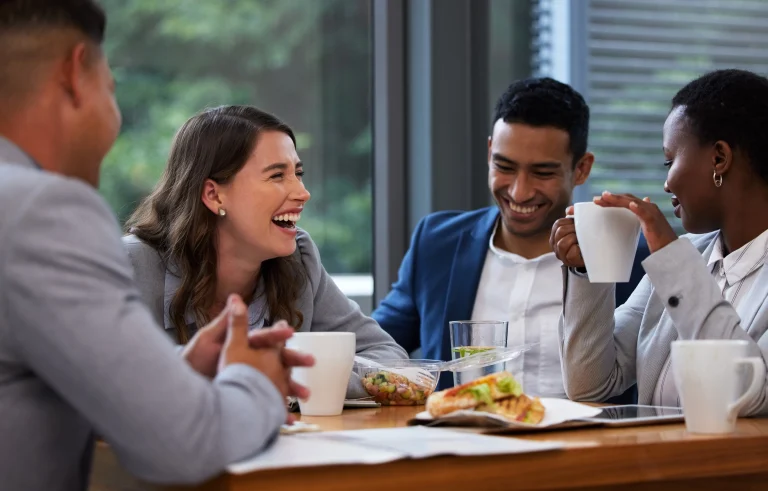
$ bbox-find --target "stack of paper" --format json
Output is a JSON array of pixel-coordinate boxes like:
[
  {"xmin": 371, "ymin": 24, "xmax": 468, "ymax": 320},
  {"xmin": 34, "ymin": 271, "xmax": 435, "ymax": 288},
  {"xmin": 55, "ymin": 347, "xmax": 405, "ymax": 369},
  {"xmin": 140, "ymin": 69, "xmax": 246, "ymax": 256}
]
[{"xmin": 228, "ymin": 426, "xmax": 562, "ymax": 474}]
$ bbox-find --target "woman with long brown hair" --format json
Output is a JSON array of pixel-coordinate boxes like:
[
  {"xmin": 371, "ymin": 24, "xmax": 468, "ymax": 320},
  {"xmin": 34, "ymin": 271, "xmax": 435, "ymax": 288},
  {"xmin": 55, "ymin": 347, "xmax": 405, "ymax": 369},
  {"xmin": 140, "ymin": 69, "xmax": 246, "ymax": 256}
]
[{"xmin": 123, "ymin": 105, "xmax": 407, "ymax": 398}]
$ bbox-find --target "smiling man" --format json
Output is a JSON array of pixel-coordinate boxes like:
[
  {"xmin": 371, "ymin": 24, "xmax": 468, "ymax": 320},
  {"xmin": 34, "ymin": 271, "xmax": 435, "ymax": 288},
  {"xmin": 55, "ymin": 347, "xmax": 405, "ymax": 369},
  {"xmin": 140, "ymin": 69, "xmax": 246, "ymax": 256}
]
[{"xmin": 373, "ymin": 78, "xmax": 649, "ymax": 396}]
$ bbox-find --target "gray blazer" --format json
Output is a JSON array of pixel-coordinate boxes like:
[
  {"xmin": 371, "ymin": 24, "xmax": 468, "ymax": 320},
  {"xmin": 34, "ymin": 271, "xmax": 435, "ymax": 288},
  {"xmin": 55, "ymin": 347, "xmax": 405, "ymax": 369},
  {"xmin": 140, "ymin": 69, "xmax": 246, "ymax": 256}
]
[
  {"xmin": 0, "ymin": 137, "xmax": 287, "ymax": 490},
  {"xmin": 560, "ymin": 233, "xmax": 768, "ymax": 416},
  {"xmin": 122, "ymin": 230, "xmax": 408, "ymax": 399}
]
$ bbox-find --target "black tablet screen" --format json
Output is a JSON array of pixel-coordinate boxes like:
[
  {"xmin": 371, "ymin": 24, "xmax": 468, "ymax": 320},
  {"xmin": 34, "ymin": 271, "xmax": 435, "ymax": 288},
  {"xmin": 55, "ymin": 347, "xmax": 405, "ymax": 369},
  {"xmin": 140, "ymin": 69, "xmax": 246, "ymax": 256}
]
[{"xmin": 592, "ymin": 405, "xmax": 683, "ymax": 420}]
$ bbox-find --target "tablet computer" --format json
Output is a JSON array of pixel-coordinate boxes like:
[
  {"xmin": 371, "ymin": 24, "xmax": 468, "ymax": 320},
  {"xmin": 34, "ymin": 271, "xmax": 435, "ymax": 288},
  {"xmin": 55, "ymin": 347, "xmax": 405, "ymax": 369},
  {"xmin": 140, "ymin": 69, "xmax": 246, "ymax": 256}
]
[{"xmin": 577, "ymin": 404, "xmax": 684, "ymax": 427}]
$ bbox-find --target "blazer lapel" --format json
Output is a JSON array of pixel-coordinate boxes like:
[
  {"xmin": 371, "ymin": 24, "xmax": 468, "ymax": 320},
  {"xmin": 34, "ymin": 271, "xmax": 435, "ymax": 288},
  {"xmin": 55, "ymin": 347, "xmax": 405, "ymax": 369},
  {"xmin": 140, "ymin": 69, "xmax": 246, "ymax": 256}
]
[{"xmin": 439, "ymin": 208, "xmax": 499, "ymax": 360}]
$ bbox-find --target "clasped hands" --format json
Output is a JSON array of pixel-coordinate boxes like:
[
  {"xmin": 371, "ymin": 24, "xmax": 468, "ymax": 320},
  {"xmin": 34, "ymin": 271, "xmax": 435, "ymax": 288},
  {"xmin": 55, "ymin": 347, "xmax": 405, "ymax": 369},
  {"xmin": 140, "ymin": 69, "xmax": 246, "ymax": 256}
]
[{"xmin": 182, "ymin": 294, "xmax": 314, "ymax": 423}]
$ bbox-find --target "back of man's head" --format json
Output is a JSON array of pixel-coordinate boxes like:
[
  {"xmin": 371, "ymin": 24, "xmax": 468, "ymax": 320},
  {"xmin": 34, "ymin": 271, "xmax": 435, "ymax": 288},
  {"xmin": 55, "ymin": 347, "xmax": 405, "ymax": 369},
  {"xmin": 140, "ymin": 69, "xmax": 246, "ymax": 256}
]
[
  {"xmin": 492, "ymin": 77, "xmax": 590, "ymax": 164},
  {"xmin": 0, "ymin": 0, "xmax": 105, "ymax": 104},
  {"xmin": 0, "ymin": 0, "xmax": 119, "ymax": 186}
]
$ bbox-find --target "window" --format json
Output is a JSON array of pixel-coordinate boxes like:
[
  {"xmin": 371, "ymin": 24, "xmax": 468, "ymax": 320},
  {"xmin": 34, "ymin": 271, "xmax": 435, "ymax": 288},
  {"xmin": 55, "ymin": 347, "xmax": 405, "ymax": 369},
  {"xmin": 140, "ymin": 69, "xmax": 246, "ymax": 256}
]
[
  {"xmin": 99, "ymin": 0, "xmax": 373, "ymax": 285},
  {"xmin": 533, "ymin": 0, "xmax": 768, "ymax": 231}
]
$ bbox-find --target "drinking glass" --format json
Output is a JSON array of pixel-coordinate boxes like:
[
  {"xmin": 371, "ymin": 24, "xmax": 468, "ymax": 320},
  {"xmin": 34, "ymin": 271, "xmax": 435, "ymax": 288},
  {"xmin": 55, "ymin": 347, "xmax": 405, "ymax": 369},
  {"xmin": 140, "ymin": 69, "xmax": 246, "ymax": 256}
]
[{"xmin": 449, "ymin": 320, "xmax": 508, "ymax": 386}]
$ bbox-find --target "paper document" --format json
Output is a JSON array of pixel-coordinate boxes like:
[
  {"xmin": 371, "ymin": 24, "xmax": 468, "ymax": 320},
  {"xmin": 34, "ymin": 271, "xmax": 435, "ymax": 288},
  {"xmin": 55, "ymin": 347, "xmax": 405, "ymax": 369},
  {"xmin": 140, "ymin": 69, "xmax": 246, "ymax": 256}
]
[{"xmin": 228, "ymin": 426, "xmax": 562, "ymax": 474}]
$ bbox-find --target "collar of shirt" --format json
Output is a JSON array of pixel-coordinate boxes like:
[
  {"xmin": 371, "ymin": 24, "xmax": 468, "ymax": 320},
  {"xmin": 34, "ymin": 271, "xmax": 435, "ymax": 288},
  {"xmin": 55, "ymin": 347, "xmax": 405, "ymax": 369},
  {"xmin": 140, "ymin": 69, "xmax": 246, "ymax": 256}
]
[
  {"xmin": 488, "ymin": 219, "xmax": 557, "ymax": 264},
  {"xmin": 0, "ymin": 136, "xmax": 41, "ymax": 170},
  {"xmin": 162, "ymin": 263, "xmax": 267, "ymax": 331},
  {"xmin": 707, "ymin": 229, "xmax": 768, "ymax": 286}
]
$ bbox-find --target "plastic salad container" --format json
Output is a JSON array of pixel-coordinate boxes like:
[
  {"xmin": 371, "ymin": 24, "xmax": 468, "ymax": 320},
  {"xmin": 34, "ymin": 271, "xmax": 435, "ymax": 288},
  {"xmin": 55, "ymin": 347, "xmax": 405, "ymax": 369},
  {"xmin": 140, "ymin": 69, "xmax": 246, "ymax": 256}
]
[{"xmin": 353, "ymin": 344, "xmax": 535, "ymax": 406}]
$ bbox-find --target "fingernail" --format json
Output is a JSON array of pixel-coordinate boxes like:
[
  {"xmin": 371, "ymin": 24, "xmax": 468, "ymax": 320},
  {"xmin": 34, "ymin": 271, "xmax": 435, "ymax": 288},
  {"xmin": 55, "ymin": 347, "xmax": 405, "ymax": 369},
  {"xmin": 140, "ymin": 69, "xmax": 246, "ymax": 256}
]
[{"xmin": 231, "ymin": 299, "xmax": 245, "ymax": 316}]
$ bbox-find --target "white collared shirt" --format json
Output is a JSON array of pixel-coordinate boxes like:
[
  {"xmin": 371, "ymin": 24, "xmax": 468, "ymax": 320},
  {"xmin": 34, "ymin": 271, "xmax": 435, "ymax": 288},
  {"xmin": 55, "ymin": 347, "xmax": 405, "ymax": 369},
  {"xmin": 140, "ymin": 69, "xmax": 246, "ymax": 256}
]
[
  {"xmin": 653, "ymin": 228, "xmax": 768, "ymax": 406},
  {"xmin": 470, "ymin": 224, "xmax": 566, "ymax": 398}
]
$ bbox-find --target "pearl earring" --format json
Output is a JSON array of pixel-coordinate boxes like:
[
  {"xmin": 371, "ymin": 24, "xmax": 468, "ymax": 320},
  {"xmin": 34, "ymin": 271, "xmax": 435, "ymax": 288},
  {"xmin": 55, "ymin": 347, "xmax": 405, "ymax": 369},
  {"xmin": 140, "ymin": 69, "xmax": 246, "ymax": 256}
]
[{"xmin": 218, "ymin": 208, "xmax": 227, "ymax": 217}]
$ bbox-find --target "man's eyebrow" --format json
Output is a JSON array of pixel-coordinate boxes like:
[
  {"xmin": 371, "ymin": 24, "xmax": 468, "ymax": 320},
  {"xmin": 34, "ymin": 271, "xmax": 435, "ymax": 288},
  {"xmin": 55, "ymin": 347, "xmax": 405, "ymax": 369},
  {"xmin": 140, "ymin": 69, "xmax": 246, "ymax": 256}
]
[
  {"xmin": 531, "ymin": 162, "xmax": 563, "ymax": 169},
  {"xmin": 491, "ymin": 153, "xmax": 563, "ymax": 169},
  {"xmin": 491, "ymin": 153, "xmax": 516, "ymax": 165}
]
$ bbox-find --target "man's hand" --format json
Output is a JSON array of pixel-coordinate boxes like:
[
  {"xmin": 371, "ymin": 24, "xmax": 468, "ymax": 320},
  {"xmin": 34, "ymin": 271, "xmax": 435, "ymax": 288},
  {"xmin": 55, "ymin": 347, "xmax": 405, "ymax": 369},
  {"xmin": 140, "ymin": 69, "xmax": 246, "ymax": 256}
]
[
  {"xmin": 219, "ymin": 296, "xmax": 314, "ymax": 401},
  {"xmin": 246, "ymin": 320, "xmax": 313, "ymax": 401},
  {"xmin": 181, "ymin": 304, "xmax": 230, "ymax": 378},
  {"xmin": 550, "ymin": 206, "xmax": 585, "ymax": 269}
]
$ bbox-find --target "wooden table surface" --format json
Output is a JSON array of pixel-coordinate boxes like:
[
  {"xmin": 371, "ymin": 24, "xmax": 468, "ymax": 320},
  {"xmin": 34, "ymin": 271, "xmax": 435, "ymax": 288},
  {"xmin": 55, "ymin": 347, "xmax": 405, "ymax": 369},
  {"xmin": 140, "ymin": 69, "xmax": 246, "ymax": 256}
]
[{"xmin": 130, "ymin": 405, "xmax": 768, "ymax": 491}]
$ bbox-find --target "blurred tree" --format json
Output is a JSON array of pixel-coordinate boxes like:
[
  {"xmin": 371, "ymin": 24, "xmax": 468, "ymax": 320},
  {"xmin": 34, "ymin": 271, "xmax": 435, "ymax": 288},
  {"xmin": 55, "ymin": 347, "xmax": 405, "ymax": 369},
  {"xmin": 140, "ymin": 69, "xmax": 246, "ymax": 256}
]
[{"xmin": 99, "ymin": 0, "xmax": 372, "ymax": 273}]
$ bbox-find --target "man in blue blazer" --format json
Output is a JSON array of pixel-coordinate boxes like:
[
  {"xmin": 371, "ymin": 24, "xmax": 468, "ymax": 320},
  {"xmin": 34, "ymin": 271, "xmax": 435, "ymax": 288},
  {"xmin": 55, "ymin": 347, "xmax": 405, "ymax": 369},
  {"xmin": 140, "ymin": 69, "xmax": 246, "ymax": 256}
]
[{"xmin": 373, "ymin": 78, "xmax": 649, "ymax": 401}]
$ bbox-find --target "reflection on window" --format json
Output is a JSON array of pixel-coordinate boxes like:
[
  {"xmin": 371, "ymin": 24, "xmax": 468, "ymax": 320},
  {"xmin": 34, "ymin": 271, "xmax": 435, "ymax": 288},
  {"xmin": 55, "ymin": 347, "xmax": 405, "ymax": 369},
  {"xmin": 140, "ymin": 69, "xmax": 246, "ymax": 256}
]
[{"xmin": 99, "ymin": 0, "xmax": 373, "ymax": 274}]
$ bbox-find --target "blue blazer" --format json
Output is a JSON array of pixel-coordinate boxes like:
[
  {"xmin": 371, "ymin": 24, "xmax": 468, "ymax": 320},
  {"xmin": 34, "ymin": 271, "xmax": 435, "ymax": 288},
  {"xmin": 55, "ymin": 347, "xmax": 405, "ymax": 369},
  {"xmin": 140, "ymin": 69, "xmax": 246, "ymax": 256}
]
[{"xmin": 372, "ymin": 206, "xmax": 650, "ymax": 393}]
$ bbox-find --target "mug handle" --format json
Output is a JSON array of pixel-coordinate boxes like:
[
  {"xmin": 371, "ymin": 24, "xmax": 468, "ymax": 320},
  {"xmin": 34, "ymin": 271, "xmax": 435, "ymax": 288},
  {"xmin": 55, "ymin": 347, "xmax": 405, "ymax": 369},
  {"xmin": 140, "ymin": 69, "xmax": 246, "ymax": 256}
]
[{"xmin": 727, "ymin": 357, "xmax": 766, "ymax": 420}]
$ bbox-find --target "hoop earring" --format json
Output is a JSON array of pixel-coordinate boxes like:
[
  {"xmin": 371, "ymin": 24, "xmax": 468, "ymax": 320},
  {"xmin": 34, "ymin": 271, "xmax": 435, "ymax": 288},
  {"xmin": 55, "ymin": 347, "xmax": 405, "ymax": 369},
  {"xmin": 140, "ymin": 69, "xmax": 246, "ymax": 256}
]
[
  {"xmin": 713, "ymin": 171, "xmax": 723, "ymax": 188},
  {"xmin": 218, "ymin": 208, "xmax": 227, "ymax": 217}
]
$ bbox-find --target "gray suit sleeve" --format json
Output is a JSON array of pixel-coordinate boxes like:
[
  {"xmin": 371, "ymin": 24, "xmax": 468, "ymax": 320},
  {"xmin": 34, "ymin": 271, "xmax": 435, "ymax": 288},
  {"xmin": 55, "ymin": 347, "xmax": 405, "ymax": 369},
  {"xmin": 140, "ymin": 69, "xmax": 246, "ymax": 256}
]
[
  {"xmin": 298, "ymin": 234, "xmax": 409, "ymax": 398},
  {"xmin": 559, "ymin": 265, "xmax": 650, "ymax": 402},
  {"xmin": 1, "ymin": 179, "xmax": 286, "ymax": 484},
  {"xmin": 642, "ymin": 238, "xmax": 768, "ymax": 416}
]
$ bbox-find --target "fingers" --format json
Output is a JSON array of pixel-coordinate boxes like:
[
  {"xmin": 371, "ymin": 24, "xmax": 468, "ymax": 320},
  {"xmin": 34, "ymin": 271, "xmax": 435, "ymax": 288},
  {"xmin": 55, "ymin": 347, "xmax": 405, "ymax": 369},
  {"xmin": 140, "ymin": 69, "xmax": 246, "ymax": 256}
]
[
  {"xmin": 599, "ymin": 191, "xmax": 661, "ymax": 221},
  {"xmin": 551, "ymin": 221, "xmax": 576, "ymax": 245},
  {"xmin": 247, "ymin": 322, "xmax": 295, "ymax": 349},
  {"xmin": 288, "ymin": 379, "xmax": 311, "ymax": 400},
  {"xmin": 197, "ymin": 301, "xmax": 231, "ymax": 344},
  {"xmin": 281, "ymin": 348, "xmax": 315, "ymax": 368},
  {"xmin": 556, "ymin": 232, "xmax": 582, "ymax": 264},
  {"xmin": 593, "ymin": 191, "xmax": 643, "ymax": 209},
  {"xmin": 564, "ymin": 243, "xmax": 583, "ymax": 265},
  {"xmin": 627, "ymin": 199, "xmax": 660, "ymax": 221},
  {"xmin": 223, "ymin": 294, "xmax": 249, "ymax": 349},
  {"xmin": 550, "ymin": 217, "xmax": 580, "ymax": 265},
  {"xmin": 549, "ymin": 217, "xmax": 575, "ymax": 251}
]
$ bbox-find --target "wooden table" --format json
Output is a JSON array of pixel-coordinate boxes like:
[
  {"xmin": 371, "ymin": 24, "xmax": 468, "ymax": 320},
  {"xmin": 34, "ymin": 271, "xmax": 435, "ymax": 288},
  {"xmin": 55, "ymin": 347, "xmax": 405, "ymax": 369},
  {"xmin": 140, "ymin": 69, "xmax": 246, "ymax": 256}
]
[{"xmin": 95, "ymin": 406, "xmax": 768, "ymax": 491}]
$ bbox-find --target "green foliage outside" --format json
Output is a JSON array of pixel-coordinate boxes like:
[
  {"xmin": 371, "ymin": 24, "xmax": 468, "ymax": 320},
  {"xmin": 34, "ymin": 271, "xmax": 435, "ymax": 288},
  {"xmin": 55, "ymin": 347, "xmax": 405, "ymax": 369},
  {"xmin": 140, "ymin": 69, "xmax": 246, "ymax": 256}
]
[{"xmin": 98, "ymin": 0, "xmax": 373, "ymax": 273}]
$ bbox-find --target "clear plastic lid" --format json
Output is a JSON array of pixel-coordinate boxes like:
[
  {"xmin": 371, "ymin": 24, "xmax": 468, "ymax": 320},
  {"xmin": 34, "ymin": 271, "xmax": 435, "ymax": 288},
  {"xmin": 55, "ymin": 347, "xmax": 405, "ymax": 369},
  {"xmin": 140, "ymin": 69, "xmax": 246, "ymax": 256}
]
[
  {"xmin": 353, "ymin": 357, "xmax": 444, "ymax": 370},
  {"xmin": 353, "ymin": 343, "xmax": 536, "ymax": 373},
  {"xmin": 440, "ymin": 344, "xmax": 537, "ymax": 372}
]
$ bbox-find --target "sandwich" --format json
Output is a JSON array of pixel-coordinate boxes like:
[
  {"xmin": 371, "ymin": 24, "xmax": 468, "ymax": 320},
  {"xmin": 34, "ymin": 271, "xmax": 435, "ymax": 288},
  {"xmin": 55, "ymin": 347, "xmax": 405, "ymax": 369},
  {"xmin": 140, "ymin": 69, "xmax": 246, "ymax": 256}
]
[{"xmin": 425, "ymin": 371, "xmax": 545, "ymax": 424}]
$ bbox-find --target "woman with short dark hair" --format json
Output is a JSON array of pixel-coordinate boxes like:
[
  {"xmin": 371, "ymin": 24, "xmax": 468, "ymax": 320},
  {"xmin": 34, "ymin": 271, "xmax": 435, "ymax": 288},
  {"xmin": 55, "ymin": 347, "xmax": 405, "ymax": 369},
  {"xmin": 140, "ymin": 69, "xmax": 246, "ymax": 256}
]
[{"xmin": 551, "ymin": 69, "xmax": 768, "ymax": 415}]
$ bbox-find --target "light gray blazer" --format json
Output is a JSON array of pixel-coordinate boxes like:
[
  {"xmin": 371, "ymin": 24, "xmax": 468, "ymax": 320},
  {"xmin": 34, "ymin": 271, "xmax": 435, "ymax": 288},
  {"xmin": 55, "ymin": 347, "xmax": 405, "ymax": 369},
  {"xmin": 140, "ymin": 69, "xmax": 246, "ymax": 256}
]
[
  {"xmin": 122, "ymin": 230, "xmax": 408, "ymax": 399},
  {"xmin": 0, "ymin": 137, "xmax": 287, "ymax": 491},
  {"xmin": 560, "ymin": 233, "xmax": 768, "ymax": 416}
]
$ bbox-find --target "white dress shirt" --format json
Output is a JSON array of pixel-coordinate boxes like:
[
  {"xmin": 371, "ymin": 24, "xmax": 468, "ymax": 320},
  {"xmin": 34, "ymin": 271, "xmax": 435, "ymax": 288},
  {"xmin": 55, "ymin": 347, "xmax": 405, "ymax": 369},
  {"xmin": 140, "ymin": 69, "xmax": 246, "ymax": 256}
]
[
  {"xmin": 653, "ymin": 228, "xmax": 768, "ymax": 406},
  {"xmin": 471, "ymin": 223, "xmax": 566, "ymax": 398}
]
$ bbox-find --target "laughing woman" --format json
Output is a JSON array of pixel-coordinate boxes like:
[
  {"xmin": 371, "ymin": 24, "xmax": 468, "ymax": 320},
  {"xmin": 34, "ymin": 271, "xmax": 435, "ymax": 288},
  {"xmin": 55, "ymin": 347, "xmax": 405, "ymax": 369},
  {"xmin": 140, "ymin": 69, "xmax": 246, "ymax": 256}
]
[
  {"xmin": 122, "ymin": 105, "xmax": 407, "ymax": 397},
  {"xmin": 550, "ymin": 69, "xmax": 768, "ymax": 415}
]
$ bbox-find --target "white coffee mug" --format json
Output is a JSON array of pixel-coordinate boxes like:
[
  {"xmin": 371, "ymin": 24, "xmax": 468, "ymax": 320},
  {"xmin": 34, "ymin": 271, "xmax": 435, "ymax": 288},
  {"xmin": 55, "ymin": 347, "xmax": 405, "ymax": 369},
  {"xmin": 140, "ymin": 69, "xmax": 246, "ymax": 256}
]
[
  {"xmin": 671, "ymin": 340, "xmax": 765, "ymax": 434},
  {"xmin": 573, "ymin": 201, "xmax": 641, "ymax": 283},
  {"xmin": 286, "ymin": 332, "xmax": 356, "ymax": 416}
]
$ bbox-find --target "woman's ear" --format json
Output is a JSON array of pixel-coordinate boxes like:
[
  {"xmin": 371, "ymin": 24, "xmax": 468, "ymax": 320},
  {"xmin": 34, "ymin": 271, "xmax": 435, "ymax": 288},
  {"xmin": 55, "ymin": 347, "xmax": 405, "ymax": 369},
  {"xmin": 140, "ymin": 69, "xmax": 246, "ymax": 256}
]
[
  {"xmin": 713, "ymin": 140, "xmax": 733, "ymax": 176},
  {"xmin": 201, "ymin": 179, "xmax": 224, "ymax": 215}
]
